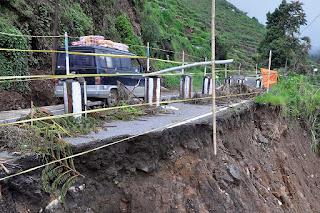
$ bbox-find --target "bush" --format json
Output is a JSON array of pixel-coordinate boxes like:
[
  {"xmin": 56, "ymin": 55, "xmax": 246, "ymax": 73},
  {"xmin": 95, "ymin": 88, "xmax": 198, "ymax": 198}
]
[{"xmin": 0, "ymin": 20, "xmax": 30, "ymax": 91}]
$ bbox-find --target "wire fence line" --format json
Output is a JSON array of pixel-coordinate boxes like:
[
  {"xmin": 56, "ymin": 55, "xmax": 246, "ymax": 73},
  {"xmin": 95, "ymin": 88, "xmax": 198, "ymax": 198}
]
[
  {"xmin": 0, "ymin": 92, "xmax": 260, "ymax": 128},
  {"xmin": 0, "ymin": 31, "xmax": 205, "ymax": 61},
  {"xmin": 0, "ymin": 70, "xmax": 263, "ymax": 83}
]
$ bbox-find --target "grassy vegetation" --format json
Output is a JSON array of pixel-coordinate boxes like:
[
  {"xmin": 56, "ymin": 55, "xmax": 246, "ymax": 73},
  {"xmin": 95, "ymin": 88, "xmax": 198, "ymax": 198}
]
[{"xmin": 255, "ymin": 75, "xmax": 320, "ymax": 151}]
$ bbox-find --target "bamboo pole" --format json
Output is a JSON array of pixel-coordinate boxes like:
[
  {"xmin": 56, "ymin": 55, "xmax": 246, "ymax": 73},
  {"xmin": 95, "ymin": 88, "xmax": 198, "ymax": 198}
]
[
  {"xmin": 211, "ymin": 0, "xmax": 217, "ymax": 156},
  {"xmin": 267, "ymin": 50, "xmax": 272, "ymax": 93}
]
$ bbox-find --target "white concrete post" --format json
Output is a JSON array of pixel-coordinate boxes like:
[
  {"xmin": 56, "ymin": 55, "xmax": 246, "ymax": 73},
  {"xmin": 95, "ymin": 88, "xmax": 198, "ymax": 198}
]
[
  {"xmin": 63, "ymin": 79, "xmax": 87, "ymax": 119},
  {"xmin": 202, "ymin": 76, "xmax": 213, "ymax": 95},
  {"xmin": 180, "ymin": 75, "xmax": 193, "ymax": 99},
  {"xmin": 256, "ymin": 78, "xmax": 262, "ymax": 88},
  {"xmin": 145, "ymin": 76, "xmax": 161, "ymax": 107}
]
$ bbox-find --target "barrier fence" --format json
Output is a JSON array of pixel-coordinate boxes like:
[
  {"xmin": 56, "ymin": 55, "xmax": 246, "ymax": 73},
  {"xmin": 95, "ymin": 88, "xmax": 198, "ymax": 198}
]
[
  {"xmin": 0, "ymin": 92, "xmax": 260, "ymax": 128},
  {"xmin": 0, "ymin": 70, "xmax": 266, "ymax": 82}
]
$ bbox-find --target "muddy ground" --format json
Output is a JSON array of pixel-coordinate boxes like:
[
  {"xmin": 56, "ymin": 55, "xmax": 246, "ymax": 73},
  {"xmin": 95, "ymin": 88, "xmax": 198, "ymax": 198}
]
[
  {"xmin": 0, "ymin": 69, "xmax": 61, "ymax": 111},
  {"xmin": 0, "ymin": 103, "xmax": 319, "ymax": 212}
]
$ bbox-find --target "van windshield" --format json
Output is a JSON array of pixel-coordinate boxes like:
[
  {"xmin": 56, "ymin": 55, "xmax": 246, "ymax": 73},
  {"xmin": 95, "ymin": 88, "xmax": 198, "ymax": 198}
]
[{"xmin": 57, "ymin": 52, "xmax": 94, "ymax": 69}]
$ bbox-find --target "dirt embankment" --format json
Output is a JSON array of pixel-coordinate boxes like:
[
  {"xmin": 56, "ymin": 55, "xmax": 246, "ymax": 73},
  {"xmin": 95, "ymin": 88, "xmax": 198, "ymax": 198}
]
[
  {"xmin": 0, "ymin": 103, "xmax": 320, "ymax": 212},
  {"xmin": 0, "ymin": 69, "xmax": 61, "ymax": 111}
]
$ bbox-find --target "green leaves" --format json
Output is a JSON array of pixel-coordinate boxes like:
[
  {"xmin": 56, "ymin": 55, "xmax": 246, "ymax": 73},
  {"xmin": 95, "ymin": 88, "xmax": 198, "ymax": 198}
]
[
  {"xmin": 0, "ymin": 19, "xmax": 30, "ymax": 91},
  {"xmin": 258, "ymin": 1, "xmax": 309, "ymax": 69},
  {"xmin": 41, "ymin": 141, "xmax": 80, "ymax": 210}
]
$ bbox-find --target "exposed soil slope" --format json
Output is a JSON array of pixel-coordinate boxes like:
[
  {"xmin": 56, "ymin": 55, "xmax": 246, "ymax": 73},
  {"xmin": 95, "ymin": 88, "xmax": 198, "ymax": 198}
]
[
  {"xmin": 0, "ymin": 103, "xmax": 319, "ymax": 212},
  {"xmin": 0, "ymin": 69, "xmax": 60, "ymax": 111}
]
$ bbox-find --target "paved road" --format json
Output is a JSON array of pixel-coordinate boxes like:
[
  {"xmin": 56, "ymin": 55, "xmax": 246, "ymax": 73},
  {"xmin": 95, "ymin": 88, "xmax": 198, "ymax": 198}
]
[
  {"xmin": 65, "ymin": 101, "xmax": 249, "ymax": 146},
  {"xmin": 0, "ymin": 91, "xmax": 178, "ymax": 125},
  {"xmin": 65, "ymin": 102, "xmax": 213, "ymax": 145}
]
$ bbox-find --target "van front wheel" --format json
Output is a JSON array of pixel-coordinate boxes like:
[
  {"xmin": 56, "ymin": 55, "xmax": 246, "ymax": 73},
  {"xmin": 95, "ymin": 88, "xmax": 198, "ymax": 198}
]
[{"xmin": 107, "ymin": 89, "xmax": 118, "ymax": 106}]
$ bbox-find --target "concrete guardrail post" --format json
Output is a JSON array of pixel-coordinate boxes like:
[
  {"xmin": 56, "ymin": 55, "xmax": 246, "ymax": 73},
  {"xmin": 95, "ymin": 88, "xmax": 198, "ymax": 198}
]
[
  {"xmin": 256, "ymin": 77, "xmax": 262, "ymax": 88},
  {"xmin": 225, "ymin": 76, "xmax": 232, "ymax": 86},
  {"xmin": 145, "ymin": 76, "xmax": 161, "ymax": 107},
  {"xmin": 63, "ymin": 78, "xmax": 87, "ymax": 119},
  {"xmin": 202, "ymin": 76, "xmax": 213, "ymax": 95},
  {"xmin": 237, "ymin": 77, "xmax": 244, "ymax": 85},
  {"xmin": 180, "ymin": 75, "xmax": 193, "ymax": 99}
]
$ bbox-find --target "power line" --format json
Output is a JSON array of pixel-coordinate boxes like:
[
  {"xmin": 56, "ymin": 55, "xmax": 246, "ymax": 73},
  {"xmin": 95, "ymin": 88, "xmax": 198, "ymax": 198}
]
[{"xmin": 301, "ymin": 13, "xmax": 320, "ymax": 33}]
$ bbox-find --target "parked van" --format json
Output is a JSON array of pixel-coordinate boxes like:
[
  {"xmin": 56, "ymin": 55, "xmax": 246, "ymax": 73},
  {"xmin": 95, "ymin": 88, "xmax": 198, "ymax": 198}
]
[{"xmin": 54, "ymin": 46, "xmax": 145, "ymax": 105}]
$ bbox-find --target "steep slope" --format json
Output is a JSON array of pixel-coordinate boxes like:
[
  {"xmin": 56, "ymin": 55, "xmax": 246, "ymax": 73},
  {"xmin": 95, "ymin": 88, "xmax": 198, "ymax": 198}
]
[{"xmin": 179, "ymin": 0, "xmax": 266, "ymax": 67}]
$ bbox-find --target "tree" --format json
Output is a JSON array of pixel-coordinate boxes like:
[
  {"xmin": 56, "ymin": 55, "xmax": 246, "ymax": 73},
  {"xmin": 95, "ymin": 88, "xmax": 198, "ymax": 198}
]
[{"xmin": 258, "ymin": 0, "xmax": 310, "ymax": 70}]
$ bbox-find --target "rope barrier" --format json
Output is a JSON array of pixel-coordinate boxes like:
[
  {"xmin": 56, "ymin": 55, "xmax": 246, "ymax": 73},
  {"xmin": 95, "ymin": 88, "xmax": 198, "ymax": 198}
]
[
  {"xmin": 0, "ymin": 48, "xmax": 186, "ymax": 64},
  {"xmin": 0, "ymin": 31, "xmax": 203, "ymax": 60},
  {"xmin": 0, "ymin": 73, "xmax": 205, "ymax": 82},
  {"xmin": 0, "ymin": 32, "xmax": 64, "ymax": 38},
  {"xmin": 0, "ymin": 92, "xmax": 260, "ymax": 128},
  {"xmin": 0, "ymin": 71, "xmax": 267, "ymax": 82},
  {"xmin": 0, "ymin": 72, "xmax": 206, "ymax": 84},
  {"xmin": 0, "ymin": 92, "xmax": 261, "ymax": 181}
]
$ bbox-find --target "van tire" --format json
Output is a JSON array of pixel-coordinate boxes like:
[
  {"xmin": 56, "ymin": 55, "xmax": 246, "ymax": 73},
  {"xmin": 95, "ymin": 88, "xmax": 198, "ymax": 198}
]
[{"xmin": 107, "ymin": 89, "xmax": 118, "ymax": 106}]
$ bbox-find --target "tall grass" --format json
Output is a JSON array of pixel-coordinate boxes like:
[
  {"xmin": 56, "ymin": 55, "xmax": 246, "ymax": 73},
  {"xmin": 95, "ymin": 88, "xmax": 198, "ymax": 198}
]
[{"xmin": 255, "ymin": 75, "xmax": 320, "ymax": 151}]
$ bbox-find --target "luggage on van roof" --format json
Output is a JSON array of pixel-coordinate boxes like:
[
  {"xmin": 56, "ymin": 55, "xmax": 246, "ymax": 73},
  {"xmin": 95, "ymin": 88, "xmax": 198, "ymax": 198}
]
[{"xmin": 71, "ymin": 35, "xmax": 129, "ymax": 52}]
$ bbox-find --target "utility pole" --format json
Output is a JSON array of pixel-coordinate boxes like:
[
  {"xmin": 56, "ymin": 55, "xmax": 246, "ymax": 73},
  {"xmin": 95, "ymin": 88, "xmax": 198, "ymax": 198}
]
[
  {"xmin": 211, "ymin": 0, "xmax": 217, "ymax": 156},
  {"xmin": 182, "ymin": 51, "xmax": 185, "ymax": 74},
  {"xmin": 51, "ymin": 0, "xmax": 59, "ymax": 75},
  {"xmin": 147, "ymin": 42, "xmax": 150, "ymax": 72},
  {"xmin": 65, "ymin": 32, "xmax": 70, "ymax": 75},
  {"xmin": 267, "ymin": 50, "xmax": 272, "ymax": 93}
]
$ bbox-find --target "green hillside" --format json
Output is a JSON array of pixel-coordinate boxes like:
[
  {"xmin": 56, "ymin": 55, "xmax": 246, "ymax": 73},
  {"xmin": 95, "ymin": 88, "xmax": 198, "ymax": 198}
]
[{"xmin": 0, "ymin": 0, "xmax": 266, "ymax": 91}]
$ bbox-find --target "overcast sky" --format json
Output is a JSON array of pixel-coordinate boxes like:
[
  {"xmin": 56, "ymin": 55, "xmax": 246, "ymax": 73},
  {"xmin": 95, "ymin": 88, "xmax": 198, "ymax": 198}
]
[{"xmin": 227, "ymin": 0, "xmax": 320, "ymax": 54}]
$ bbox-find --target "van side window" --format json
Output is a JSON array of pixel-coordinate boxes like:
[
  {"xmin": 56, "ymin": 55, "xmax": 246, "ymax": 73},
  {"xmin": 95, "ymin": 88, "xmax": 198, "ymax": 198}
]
[
  {"xmin": 131, "ymin": 59, "xmax": 141, "ymax": 73},
  {"xmin": 99, "ymin": 56, "xmax": 107, "ymax": 67},
  {"xmin": 121, "ymin": 58, "xmax": 131, "ymax": 69},
  {"xmin": 114, "ymin": 58, "xmax": 121, "ymax": 68},
  {"xmin": 106, "ymin": 57, "xmax": 114, "ymax": 68}
]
